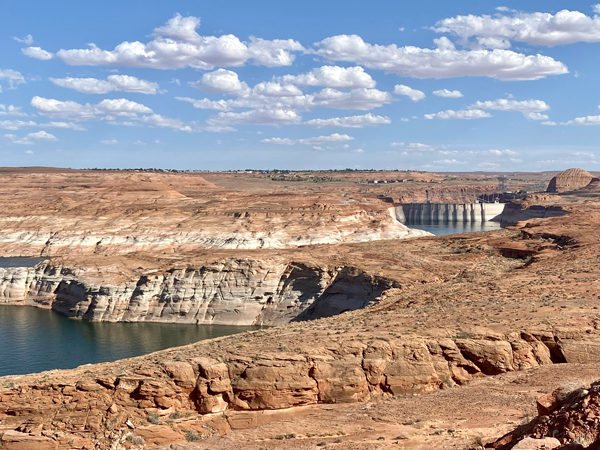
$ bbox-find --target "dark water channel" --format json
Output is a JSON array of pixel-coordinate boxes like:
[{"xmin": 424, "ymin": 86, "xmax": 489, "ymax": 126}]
[{"xmin": 0, "ymin": 305, "xmax": 257, "ymax": 377}]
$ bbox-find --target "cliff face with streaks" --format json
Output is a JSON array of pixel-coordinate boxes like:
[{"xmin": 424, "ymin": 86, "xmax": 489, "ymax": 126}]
[
  {"xmin": 0, "ymin": 260, "xmax": 396, "ymax": 326},
  {"xmin": 0, "ymin": 172, "xmax": 428, "ymax": 257},
  {"xmin": 499, "ymin": 202, "xmax": 570, "ymax": 226}
]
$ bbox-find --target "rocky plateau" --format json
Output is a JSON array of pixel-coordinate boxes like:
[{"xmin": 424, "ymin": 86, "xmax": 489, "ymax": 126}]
[{"xmin": 2, "ymin": 168, "xmax": 600, "ymax": 449}]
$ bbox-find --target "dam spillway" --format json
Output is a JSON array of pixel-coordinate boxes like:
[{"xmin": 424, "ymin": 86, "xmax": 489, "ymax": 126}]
[{"xmin": 396, "ymin": 202, "xmax": 505, "ymax": 225}]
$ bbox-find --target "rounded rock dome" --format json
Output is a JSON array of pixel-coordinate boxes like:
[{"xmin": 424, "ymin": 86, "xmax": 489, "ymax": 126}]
[{"xmin": 546, "ymin": 168, "xmax": 593, "ymax": 193}]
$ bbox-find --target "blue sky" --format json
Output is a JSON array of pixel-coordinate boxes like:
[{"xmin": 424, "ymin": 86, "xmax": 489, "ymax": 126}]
[{"xmin": 1, "ymin": 0, "xmax": 600, "ymax": 171}]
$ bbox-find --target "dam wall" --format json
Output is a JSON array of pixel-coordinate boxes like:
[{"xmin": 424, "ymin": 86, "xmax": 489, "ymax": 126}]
[{"xmin": 396, "ymin": 202, "xmax": 506, "ymax": 225}]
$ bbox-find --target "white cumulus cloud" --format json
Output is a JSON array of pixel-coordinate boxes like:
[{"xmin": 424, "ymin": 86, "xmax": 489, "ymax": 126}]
[
  {"xmin": 31, "ymin": 96, "xmax": 152, "ymax": 120},
  {"xmin": 468, "ymin": 98, "xmax": 549, "ymax": 112},
  {"xmin": 468, "ymin": 98, "xmax": 550, "ymax": 119},
  {"xmin": 0, "ymin": 120, "xmax": 37, "ymax": 130},
  {"xmin": 424, "ymin": 109, "xmax": 492, "ymax": 120},
  {"xmin": 298, "ymin": 133, "xmax": 353, "ymax": 145},
  {"xmin": 303, "ymin": 113, "xmax": 390, "ymax": 128},
  {"xmin": 261, "ymin": 137, "xmax": 296, "ymax": 145},
  {"xmin": 190, "ymin": 69, "xmax": 248, "ymax": 94},
  {"xmin": 140, "ymin": 114, "xmax": 185, "ymax": 130},
  {"xmin": 55, "ymin": 14, "xmax": 303, "ymax": 69},
  {"xmin": 94, "ymin": 98, "xmax": 153, "ymax": 116},
  {"xmin": 434, "ymin": 8, "xmax": 600, "ymax": 47},
  {"xmin": 394, "ymin": 84, "xmax": 426, "ymax": 101},
  {"xmin": 27, "ymin": 130, "xmax": 57, "ymax": 141},
  {"xmin": 246, "ymin": 36, "xmax": 305, "ymax": 67},
  {"xmin": 314, "ymin": 34, "xmax": 567, "ymax": 81},
  {"xmin": 22, "ymin": 47, "xmax": 54, "ymax": 60},
  {"xmin": 523, "ymin": 112, "xmax": 550, "ymax": 121},
  {"xmin": 252, "ymin": 82, "xmax": 303, "ymax": 97},
  {"xmin": 178, "ymin": 86, "xmax": 392, "ymax": 115},
  {"xmin": 107, "ymin": 75, "xmax": 159, "ymax": 94},
  {"xmin": 0, "ymin": 120, "xmax": 84, "ymax": 131},
  {"xmin": 312, "ymin": 88, "xmax": 392, "ymax": 110},
  {"xmin": 433, "ymin": 89, "xmax": 463, "ymax": 98},
  {"xmin": 4, "ymin": 130, "xmax": 57, "ymax": 145},
  {"xmin": 487, "ymin": 149, "xmax": 518, "ymax": 156},
  {"xmin": 262, "ymin": 133, "xmax": 354, "ymax": 146},
  {"xmin": 175, "ymin": 97, "xmax": 231, "ymax": 111},
  {"xmin": 207, "ymin": 109, "xmax": 302, "ymax": 127},
  {"xmin": 280, "ymin": 66, "xmax": 376, "ymax": 89},
  {"xmin": 51, "ymin": 75, "xmax": 159, "ymax": 94},
  {"xmin": 562, "ymin": 115, "xmax": 600, "ymax": 125}
]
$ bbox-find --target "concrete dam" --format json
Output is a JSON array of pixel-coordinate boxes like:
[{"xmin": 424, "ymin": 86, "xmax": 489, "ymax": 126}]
[{"xmin": 396, "ymin": 202, "xmax": 506, "ymax": 225}]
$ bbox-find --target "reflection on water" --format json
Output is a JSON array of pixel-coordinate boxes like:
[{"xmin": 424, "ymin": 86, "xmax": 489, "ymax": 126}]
[
  {"xmin": 0, "ymin": 257, "xmax": 47, "ymax": 268},
  {"xmin": 410, "ymin": 222, "xmax": 502, "ymax": 236},
  {"xmin": 0, "ymin": 305, "xmax": 257, "ymax": 377}
]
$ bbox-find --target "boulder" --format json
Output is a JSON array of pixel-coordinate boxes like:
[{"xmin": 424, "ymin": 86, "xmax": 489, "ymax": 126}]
[{"xmin": 511, "ymin": 437, "xmax": 561, "ymax": 449}]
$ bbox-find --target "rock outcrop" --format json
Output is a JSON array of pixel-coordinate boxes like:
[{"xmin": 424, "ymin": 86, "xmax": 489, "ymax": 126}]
[
  {"xmin": 500, "ymin": 202, "xmax": 570, "ymax": 227},
  {"xmin": 0, "ymin": 260, "xmax": 396, "ymax": 326},
  {"xmin": 546, "ymin": 168, "xmax": 593, "ymax": 193},
  {"xmin": 3, "ymin": 324, "xmax": 600, "ymax": 449},
  {"xmin": 489, "ymin": 381, "xmax": 600, "ymax": 449}
]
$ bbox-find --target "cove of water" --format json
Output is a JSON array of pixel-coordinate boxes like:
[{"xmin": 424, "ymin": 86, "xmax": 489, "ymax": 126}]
[
  {"xmin": 410, "ymin": 222, "xmax": 502, "ymax": 236},
  {"xmin": 0, "ymin": 305, "xmax": 257, "ymax": 377}
]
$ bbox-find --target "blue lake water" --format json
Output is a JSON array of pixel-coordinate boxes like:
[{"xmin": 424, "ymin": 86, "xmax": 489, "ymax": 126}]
[
  {"xmin": 0, "ymin": 305, "xmax": 257, "ymax": 377},
  {"xmin": 410, "ymin": 222, "xmax": 502, "ymax": 236},
  {"xmin": 0, "ymin": 257, "xmax": 47, "ymax": 268}
]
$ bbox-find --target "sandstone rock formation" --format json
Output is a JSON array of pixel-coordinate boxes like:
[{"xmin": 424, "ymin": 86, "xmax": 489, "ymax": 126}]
[
  {"xmin": 500, "ymin": 202, "xmax": 570, "ymax": 227},
  {"xmin": 489, "ymin": 381, "xmax": 600, "ymax": 449},
  {"xmin": 546, "ymin": 168, "xmax": 593, "ymax": 193},
  {"xmin": 2, "ymin": 169, "xmax": 600, "ymax": 449},
  {"xmin": 0, "ymin": 259, "xmax": 396, "ymax": 326},
  {"xmin": 0, "ymin": 328, "xmax": 577, "ymax": 449},
  {"xmin": 0, "ymin": 171, "xmax": 429, "ymax": 257}
]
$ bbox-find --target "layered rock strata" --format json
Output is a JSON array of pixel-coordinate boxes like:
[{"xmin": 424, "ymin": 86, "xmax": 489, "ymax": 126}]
[
  {"xmin": 0, "ymin": 260, "xmax": 396, "ymax": 326},
  {"xmin": 500, "ymin": 202, "xmax": 570, "ymax": 227},
  {"xmin": 546, "ymin": 168, "xmax": 593, "ymax": 193},
  {"xmin": 1, "ymin": 326, "xmax": 597, "ymax": 449},
  {"xmin": 0, "ymin": 172, "xmax": 429, "ymax": 256}
]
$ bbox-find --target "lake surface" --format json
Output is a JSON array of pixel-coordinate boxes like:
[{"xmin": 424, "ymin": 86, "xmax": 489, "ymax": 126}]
[
  {"xmin": 0, "ymin": 305, "xmax": 257, "ymax": 377},
  {"xmin": 0, "ymin": 257, "xmax": 47, "ymax": 268},
  {"xmin": 410, "ymin": 222, "xmax": 502, "ymax": 236}
]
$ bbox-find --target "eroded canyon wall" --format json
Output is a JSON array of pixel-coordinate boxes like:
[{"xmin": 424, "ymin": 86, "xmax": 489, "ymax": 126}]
[{"xmin": 0, "ymin": 260, "xmax": 397, "ymax": 326}]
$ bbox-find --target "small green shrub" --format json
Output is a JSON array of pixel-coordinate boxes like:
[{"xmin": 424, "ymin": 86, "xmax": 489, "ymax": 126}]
[
  {"xmin": 147, "ymin": 412, "xmax": 160, "ymax": 425},
  {"xmin": 185, "ymin": 430, "xmax": 200, "ymax": 442},
  {"xmin": 169, "ymin": 411, "xmax": 183, "ymax": 420}
]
